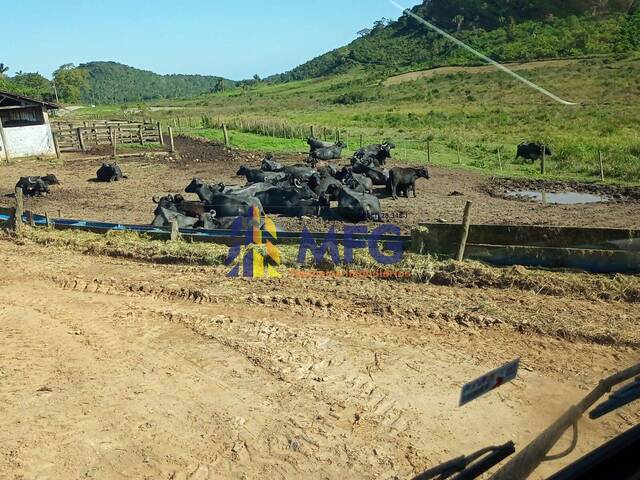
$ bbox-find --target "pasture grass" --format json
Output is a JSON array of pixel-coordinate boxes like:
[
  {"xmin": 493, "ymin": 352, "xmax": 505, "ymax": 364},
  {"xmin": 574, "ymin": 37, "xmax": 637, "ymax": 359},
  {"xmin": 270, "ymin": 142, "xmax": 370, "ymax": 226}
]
[{"xmin": 72, "ymin": 54, "xmax": 640, "ymax": 185}]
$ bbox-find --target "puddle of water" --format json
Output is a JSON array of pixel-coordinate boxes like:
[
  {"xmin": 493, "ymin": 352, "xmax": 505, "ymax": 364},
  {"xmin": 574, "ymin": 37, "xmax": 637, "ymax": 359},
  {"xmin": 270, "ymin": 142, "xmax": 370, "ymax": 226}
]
[{"xmin": 505, "ymin": 190, "xmax": 611, "ymax": 205}]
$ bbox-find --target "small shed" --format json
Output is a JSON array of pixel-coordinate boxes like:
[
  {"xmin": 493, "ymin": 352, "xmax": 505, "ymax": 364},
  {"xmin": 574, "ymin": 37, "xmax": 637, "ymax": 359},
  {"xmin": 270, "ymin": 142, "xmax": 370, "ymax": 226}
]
[{"xmin": 0, "ymin": 90, "xmax": 59, "ymax": 160}]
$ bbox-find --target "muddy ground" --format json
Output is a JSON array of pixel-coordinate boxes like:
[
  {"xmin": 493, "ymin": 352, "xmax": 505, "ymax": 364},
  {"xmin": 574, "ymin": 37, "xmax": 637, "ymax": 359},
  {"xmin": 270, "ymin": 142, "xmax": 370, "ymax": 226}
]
[
  {"xmin": 1, "ymin": 136, "xmax": 640, "ymax": 232},
  {"xmin": 0, "ymin": 238, "xmax": 638, "ymax": 479}
]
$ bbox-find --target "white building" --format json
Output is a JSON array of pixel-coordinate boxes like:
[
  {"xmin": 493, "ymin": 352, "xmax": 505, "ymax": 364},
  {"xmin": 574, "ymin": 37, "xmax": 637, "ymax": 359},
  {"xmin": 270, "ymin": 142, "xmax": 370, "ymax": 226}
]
[{"xmin": 0, "ymin": 90, "xmax": 59, "ymax": 160}]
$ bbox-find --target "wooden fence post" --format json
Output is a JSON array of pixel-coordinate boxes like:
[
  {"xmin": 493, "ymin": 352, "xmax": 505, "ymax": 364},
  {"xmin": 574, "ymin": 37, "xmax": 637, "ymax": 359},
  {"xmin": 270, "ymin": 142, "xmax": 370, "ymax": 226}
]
[
  {"xmin": 170, "ymin": 219, "xmax": 180, "ymax": 241},
  {"xmin": 427, "ymin": 140, "xmax": 431, "ymax": 164},
  {"xmin": 157, "ymin": 122, "xmax": 164, "ymax": 145},
  {"xmin": 52, "ymin": 131, "xmax": 61, "ymax": 159},
  {"xmin": 323, "ymin": 127, "xmax": 327, "ymax": 141},
  {"xmin": 599, "ymin": 151, "xmax": 605, "ymax": 182},
  {"xmin": 541, "ymin": 144, "xmax": 546, "ymax": 175},
  {"xmin": 76, "ymin": 127, "xmax": 86, "ymax": 151},
  {"xmin": 222, "ymin": 123, "xmax": 230, "ymax": 147},
  {"xmin": 456, "ymin": 141, "xmax": 462, "ymax": 164},
  {"xmin": 57, "ymin": 209, "xmax": 62, "ymax": 218},
  {"xmin": 360, "ymin": 133, "xmax": 364, "ymax": 148},
  {"xmin": 45, "ymin": 212, "xmax": 51, "ymax": 228},
  {"xmin": 168, "ymin": 127, "xmax": 175, "ymax": 153},
  {"xmin": 28, "ymin": 210, "xmax": 35, "ymax": 227},
  {"xmin": 310, "ymin": 126, "xmax": 315, "ymax": 138},
  {"xmin": 112, "ymin": 128, "xmax": 118, "ymax": 157},
  {"xmin": 12, "ymin": 187, "xmax": 24, "ymax": 233},
  {"xmin": 139, "ymin": 125, "xmax": 145, "ymax": 145},
  {"xmin": 497, "ymin": 147, "xmax": 503, "ymax": 171},
  {"xmin": 0, "ymin": 117, "xmax": 11, "ymax": 162},
  {"xmin": 456, "ymin": 201, "xmax": 473, "ymax": 262}
]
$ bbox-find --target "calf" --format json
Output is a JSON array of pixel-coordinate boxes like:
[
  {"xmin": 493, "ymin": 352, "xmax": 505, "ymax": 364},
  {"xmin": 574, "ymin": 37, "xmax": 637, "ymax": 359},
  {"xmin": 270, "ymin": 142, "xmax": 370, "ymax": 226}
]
[
  {"xmin": 516, "ymin": 142, "xmax": 552, "ymax": 163},
  {"xmin": 96, "ymin": 163, "xmax": 126, "ymax": 182},
  {"xmin": 387, "ymin": 167, "xmax": 430, "ymax": 200}
]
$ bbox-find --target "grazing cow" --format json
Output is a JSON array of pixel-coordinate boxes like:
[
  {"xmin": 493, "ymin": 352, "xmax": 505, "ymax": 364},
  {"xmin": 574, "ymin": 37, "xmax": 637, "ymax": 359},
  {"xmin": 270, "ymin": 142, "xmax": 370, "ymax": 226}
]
[
  {"xmin": 354, "ymin": 142, "xmax": 396, "ymax": 166},
  {"xmin": 261, "ymin": 155, "xmax": 284, "ymax": 172},
  {"xmin": 96, "ymin": 163, "xmax": 126, "ymax": 182},
  {"xmin": 40, "ymin": 174, "xmax": 61, "ymax": 186},
  {"xmin": 185, "ymin": 178, "xmax": 264, "ymax": 217},
  {"xmin": 15, "ymin": 176, "xmax": 50, "ymax": 197},
  {"xmin": 387, "ymin": 167, "xmax": 430, "ymax": 200},
  {"xmin": 327, "ymin": 186, "xmax": 381, "ymax": 222},
  {"xmin": 516, "ymin": 142, "xmax": 552, "ymax": 163},
  {"xmin": 308, "ymin": 142, "xmax": 347, "ymax": 162},
  {"xmin": 307, "ymin": 137, "xmax": 335, "ymax": 151},
  {"xmin": 237, "ymin": 165, "xmax": 286, "ymax": 184}
]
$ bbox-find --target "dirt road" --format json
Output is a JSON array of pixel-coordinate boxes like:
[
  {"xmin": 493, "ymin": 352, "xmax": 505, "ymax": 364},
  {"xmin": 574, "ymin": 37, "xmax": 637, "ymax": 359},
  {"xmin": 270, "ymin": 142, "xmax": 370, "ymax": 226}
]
[
  {"xmin": 1, "ymin": 136, "xmax": 639, "ymax": 233},
  {"xmin": 1, "ymin": 239, "xmax": 638, "ymax": 479}
]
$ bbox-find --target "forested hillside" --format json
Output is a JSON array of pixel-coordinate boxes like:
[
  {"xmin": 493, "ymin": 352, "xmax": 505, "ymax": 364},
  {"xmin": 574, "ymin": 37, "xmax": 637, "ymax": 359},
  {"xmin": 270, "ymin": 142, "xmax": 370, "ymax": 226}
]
[
  {"xmin": 272, "ymin": 0, "xmax": 640, "ymax": 81},
  {"xmin": 77, "ymin": 62, "xmax": 234, "ymax": 104}
]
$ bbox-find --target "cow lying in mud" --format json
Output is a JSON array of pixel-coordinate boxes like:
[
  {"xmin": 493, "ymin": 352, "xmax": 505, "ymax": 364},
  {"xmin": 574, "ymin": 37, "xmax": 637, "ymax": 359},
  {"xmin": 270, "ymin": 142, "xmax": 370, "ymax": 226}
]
[
  {"xmin": 15, "ymin": 174, "xmax": 60, "ymax": 197},
  {"xmin": 96, "ymin": 163, "xmax": 126, "ymax": 182}
]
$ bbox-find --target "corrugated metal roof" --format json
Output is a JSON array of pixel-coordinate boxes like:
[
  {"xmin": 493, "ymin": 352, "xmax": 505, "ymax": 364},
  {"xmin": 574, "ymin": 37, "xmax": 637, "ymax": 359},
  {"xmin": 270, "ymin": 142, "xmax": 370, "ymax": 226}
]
[{"xmin": 0, "ymin": 90, "xmax": 60, "ymax": 109}]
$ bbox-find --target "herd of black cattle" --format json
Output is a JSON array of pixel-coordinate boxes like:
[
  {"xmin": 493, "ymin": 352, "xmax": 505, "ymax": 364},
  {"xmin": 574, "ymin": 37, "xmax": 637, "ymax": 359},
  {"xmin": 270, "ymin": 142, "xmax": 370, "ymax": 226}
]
[
  {"xmin": 152, "ymin": 138, "xmax": 431, "ymax": 229},
  {"xmin": 13, "ymin": 138, "xmax": 552, "ymax": 229}
]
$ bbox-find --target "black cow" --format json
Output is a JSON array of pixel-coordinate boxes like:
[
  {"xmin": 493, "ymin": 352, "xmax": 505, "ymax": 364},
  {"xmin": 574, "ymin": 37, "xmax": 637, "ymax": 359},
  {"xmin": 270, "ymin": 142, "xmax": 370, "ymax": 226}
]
[
  {"xmin": 343, "ymin": 171, "xmax": 373, "ymax": 194},
  {"xmin": 153, "ymin": 194, "xmax": 207, "ymax": 218},
  {"xmin": 516, "ymin": 142, "xmax": 552, "ymax": 163},
  {"xmin": 307, "ymin": 137, "xmax": 335, "ymax": 151},
  {"xmin": 97, "ymin": 163, "xmax": 126, "ymax": 182},
  {"xmin": 237, "ymin": 165, "xmax": 286, "ymax": 184},
  {"xmin": 15, "ymin": 177, "xmax": 50, "ymax": 197},
  {"xmin": 387, "ymin": 167, "xmax": 430, "ymax": 200},
  {"xmin": 352, "ymin": 163, "xmax": 389, "ymax": 186},
  {"xmin": 261, "ymin": 155, "xmax": 284, "ymax": 172},
  {"xmin": 254, "ymin": 182, "xmax": 323, "ymax": 216},
  {"xmin": 308, "ymin": 172, "xmax": 343, "ymax": 200},
  {"xmin": 308, "ymin": 142, "xmax": 347, "ymax": 162},
  {"xmin": 282, "ymin": 165, "xmax": 316, "ymax": 182},
  {"xmin": 354, "ymin": 142, "xmax": 396, "ymax": 167},
  {"xmin": 185, "ymin": 178, "xmax": 264, "ymax": 217},
  {"xmin": 327, "ymin": 186, "xmax": 381, "ymax": 222},
  {"xmin": 152, "ymin": 207, "xmax": 199, "ymax": 229}
]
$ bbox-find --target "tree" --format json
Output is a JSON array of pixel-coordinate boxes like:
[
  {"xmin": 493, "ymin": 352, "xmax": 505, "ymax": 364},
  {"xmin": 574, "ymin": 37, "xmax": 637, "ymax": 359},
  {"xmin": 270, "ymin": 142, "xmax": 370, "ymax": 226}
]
[
  {"xmin": 253, "ymin": 74, "xmax": 261, "ymax": 82},
  {"xmin": 11, "ymin": 72, "xmax": 51, "ymax": 99},
  {"xmin": 357, "ymin": 28, "xmax": 372, "ymax": 37},
  {"xmin": 0, "ymin": 63, "xmax": 8, "ymax": 78},
  {"xmin": 53, "ymin": 64, "xmax": 89, "ymax": 103}
]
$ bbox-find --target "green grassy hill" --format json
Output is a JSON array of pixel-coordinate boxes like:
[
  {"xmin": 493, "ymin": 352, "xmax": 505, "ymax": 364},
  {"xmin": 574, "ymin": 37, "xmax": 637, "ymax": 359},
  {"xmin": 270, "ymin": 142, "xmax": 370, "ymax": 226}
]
[
  {"xmin": 272, "ymin": 0, "xmax": 640, "ymax": 82},
  {"xmin": 78, "ymin": 62, "xmax": 234, "ymax": 104}
]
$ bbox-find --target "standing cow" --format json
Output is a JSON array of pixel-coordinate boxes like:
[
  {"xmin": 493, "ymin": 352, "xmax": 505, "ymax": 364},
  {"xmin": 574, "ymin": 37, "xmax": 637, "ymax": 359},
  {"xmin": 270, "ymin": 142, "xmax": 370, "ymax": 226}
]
[
  {"xmin": 387, "ymin": 167, "xmax": 430, "ymax": 200},
  {"xmin": 516, "ymin": 142, "xmax": 552, "ymax": 163}
]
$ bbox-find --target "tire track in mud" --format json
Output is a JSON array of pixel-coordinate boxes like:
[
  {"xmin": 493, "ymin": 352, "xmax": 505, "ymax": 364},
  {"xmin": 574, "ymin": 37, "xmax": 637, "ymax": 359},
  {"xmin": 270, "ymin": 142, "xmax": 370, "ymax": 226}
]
[{"xmin": 46, "ymin": 273, "xmax": 423, "ymax": 477}]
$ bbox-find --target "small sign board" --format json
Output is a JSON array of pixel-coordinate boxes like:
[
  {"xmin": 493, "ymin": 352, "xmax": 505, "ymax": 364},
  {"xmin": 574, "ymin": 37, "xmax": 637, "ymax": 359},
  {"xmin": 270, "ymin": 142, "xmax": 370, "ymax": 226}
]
[{"xmin": 460, "ymin": 358, "xmax": 520, "ymax": 407}]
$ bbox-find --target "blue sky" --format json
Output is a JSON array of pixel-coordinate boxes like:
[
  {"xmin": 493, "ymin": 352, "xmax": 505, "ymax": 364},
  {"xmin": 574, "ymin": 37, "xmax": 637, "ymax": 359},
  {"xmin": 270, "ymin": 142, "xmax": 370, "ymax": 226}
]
[{"xmin": 3, "ymin": 0, "xmax": 403, "ymax": 80}]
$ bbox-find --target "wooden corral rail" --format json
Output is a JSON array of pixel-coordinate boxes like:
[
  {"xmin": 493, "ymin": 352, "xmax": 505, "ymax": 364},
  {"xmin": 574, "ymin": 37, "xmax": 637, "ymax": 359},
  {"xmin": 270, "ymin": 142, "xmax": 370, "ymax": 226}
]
[{"xmin": 52, "ymin": 120, "xmax": 162, "ymax": 152}]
